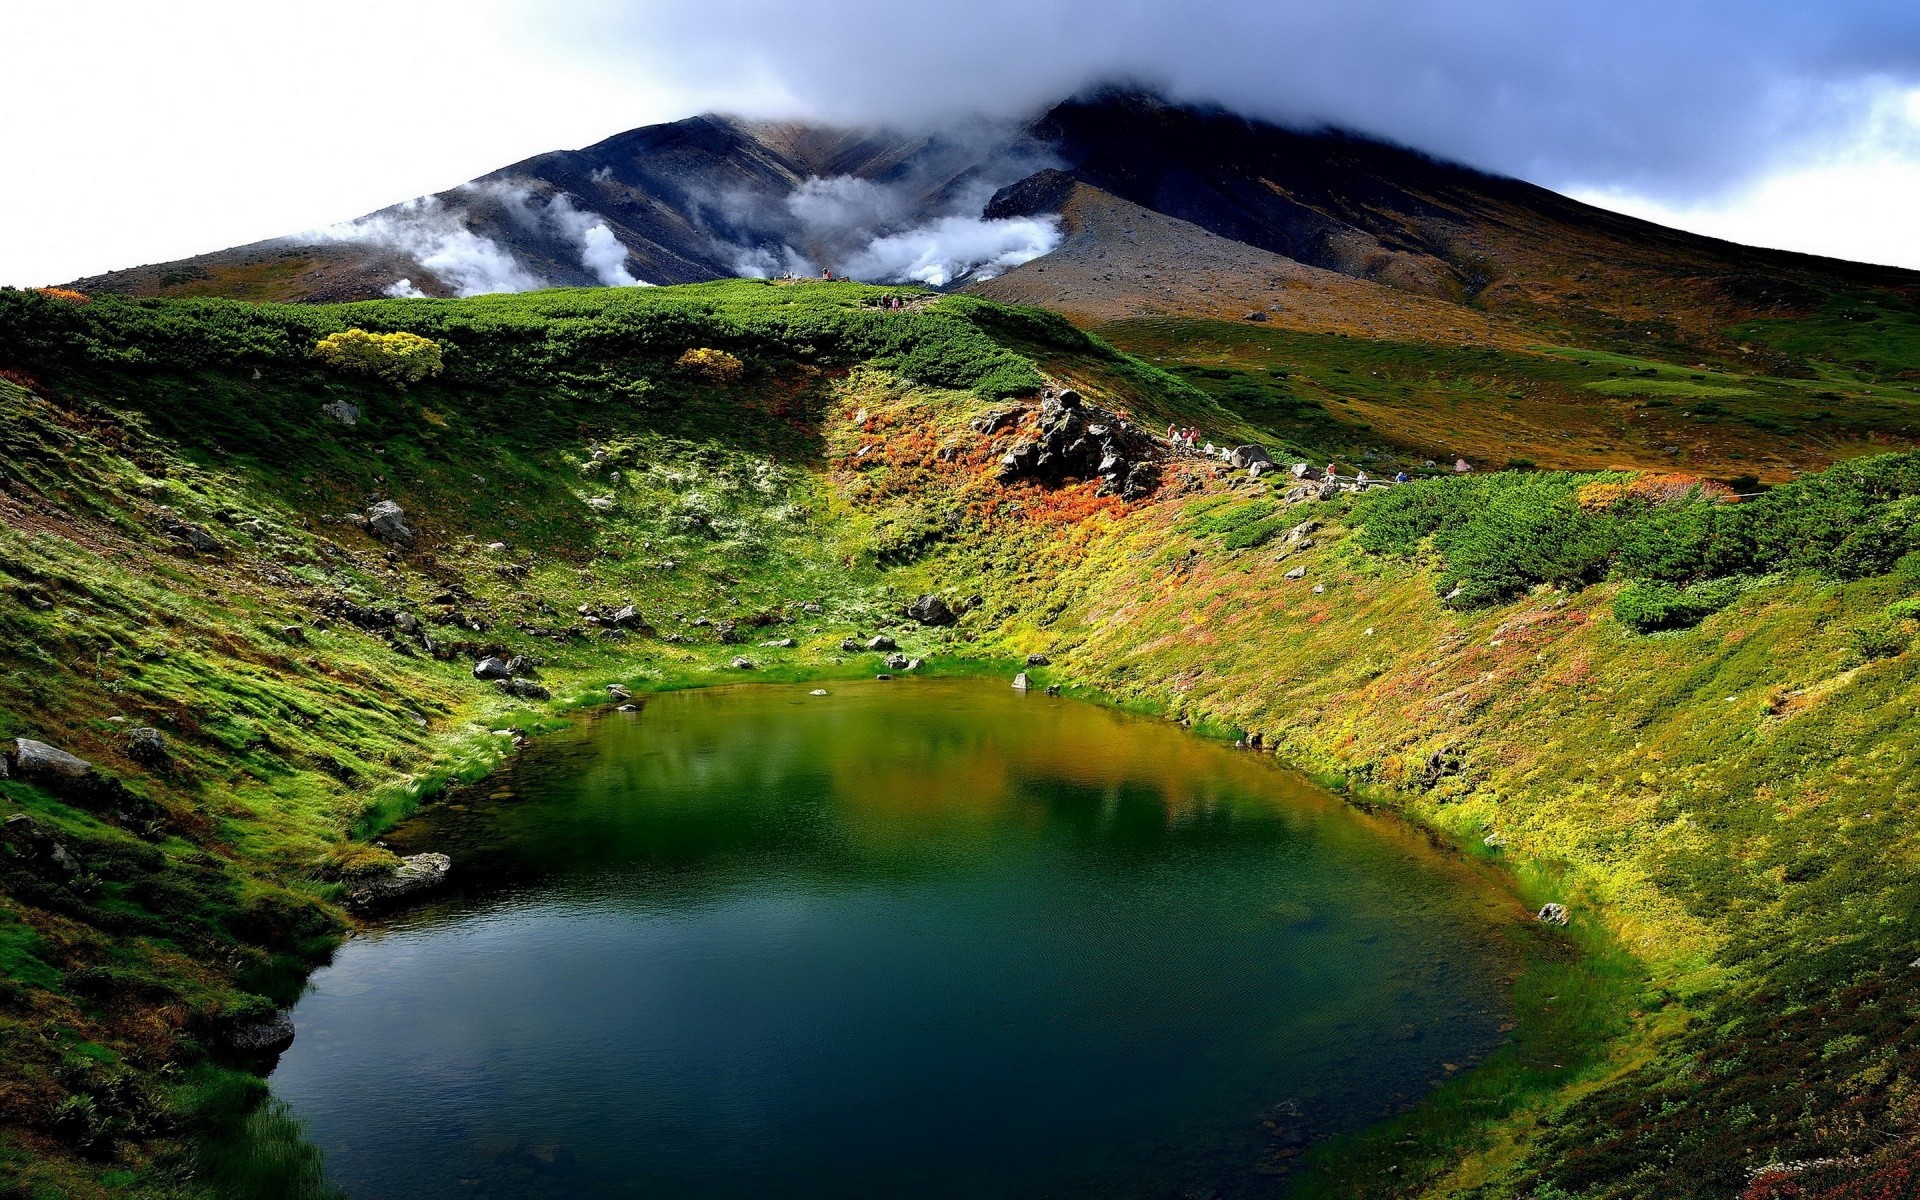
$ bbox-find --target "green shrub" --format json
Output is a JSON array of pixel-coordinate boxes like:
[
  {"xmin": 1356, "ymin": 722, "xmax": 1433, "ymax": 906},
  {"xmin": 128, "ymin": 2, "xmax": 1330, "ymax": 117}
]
[{"xmin": 1612, "ymin": 577, "xmax": 1749, "ymax": 633}]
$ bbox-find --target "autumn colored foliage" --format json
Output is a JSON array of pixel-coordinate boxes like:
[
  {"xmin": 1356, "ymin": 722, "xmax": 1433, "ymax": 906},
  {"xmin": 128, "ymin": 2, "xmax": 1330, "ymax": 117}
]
[{"xmin": 312, "ymin": 328, "xmax": 444, "ymax": 385}]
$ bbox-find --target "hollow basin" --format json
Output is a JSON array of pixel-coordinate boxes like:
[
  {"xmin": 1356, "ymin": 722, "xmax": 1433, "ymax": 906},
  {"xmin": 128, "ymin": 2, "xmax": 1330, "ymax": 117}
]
[{"xmin": 271, "ymin": 678, "xmax": 1526, "ymax": 1198}]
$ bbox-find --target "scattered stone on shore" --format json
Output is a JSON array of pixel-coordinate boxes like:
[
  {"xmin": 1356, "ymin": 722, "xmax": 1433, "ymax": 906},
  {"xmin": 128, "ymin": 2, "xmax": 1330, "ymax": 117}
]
[
  {"xmin": 348, "ymin": 852, "xmax": 452, "ymax": 911},
  {"xmin": 883, "ymin": 653, "xmax": 909, "ymax": 670},
  {"xmin": 1012, "ymin": 672, "xmax": 1032, "ymax": 691},
  {"xmin": 866, "ymin": 635, "xmax": 897, "ymax": 652},
  {"xmin": 1044, "ymin": 684, "xmax": 1061, "ymax": 696},
  {"xmin": 227, "ymin": 1009, "xmax": 297, "ymax": 1056},
  {"xmin": 1026, "ymin": 653, "xmax": 1051, "ymax": 666},
  {"xmin": 840, "ymin": 637, "xmax": 862, "ymax": 652},
  {"xmin": 607, "ymin": 684, "xmax": 632, "ymax": 700},
  {"xmin": 730, "ymin": 656, "xmax": 754, "ymax": 670},
  {"xmin": 495, "ymin": 677, "xmax": 552, "ymax": 701},
  {"xmin": 1536, "ymin": 903, "xmax": 1570, "ymax": 925}
]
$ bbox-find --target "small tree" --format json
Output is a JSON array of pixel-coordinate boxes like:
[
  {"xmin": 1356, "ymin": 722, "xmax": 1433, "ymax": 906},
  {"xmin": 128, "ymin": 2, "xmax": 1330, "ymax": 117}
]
[
  {"xmin": 313, "ymin": 329, "xmax": 444, "ymax": 385},
  {"xmin": 676, "ymin": 347, "xmax": 745, "ymax": 383}
]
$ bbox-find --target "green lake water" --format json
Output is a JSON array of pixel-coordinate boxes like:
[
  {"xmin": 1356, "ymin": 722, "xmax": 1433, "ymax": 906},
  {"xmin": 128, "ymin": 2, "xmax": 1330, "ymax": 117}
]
[{"xmin": 270, "ymin": 678, "xmax": 1526, "ymax": 1198}]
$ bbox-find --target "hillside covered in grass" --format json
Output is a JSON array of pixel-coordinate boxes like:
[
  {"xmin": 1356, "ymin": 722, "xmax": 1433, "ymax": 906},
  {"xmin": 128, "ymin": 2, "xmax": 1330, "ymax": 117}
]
[{"xmin": 3, "ymin": 282, "xmax": 1920, "ymax": 1199}]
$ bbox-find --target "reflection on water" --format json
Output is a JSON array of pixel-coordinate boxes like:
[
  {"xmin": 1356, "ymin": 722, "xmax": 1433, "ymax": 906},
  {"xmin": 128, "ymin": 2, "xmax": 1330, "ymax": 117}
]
[{"xmin": 272, "ymin": 679, "xmax": 1523, "ymax": 1199}]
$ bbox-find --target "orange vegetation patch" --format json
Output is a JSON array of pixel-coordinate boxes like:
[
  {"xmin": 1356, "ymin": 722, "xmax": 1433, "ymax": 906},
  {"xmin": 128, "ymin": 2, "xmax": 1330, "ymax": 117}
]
[
  {"xmin": 1575, "ymin": 472, "xmax": 1736, "ymax": 512},
  {"xmin": 35, "ymin": 287, "xmax": 89, "ymax": 303}
]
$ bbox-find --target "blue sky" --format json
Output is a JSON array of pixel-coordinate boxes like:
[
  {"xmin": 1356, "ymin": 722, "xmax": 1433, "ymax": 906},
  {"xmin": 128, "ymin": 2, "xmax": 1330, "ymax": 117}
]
[{"xmin": 7, "ymin": 0, "xmax": 1920, "ymax": 284}]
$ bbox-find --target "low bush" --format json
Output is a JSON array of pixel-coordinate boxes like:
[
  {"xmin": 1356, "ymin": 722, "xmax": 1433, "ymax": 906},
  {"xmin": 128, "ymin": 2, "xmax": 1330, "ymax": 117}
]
[{"xmin": 312, "ymin": 329, "xmax": 443, "ymax": 385}]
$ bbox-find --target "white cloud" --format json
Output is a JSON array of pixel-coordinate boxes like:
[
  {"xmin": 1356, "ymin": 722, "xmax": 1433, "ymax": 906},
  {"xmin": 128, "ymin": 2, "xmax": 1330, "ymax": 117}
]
[
  {"xmin": 841, "ymin": 215, "xmax": 1063, "ymax": 286},
  {"xmin": 312, "ymin": 195, "xmax": 547, "ymax": 297}
]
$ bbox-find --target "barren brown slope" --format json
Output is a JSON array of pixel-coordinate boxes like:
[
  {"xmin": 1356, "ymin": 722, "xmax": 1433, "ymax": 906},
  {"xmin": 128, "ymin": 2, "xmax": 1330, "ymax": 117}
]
[{"xmin": 970, "ymin": 181, "xmax": 1532, "ymax": 347}]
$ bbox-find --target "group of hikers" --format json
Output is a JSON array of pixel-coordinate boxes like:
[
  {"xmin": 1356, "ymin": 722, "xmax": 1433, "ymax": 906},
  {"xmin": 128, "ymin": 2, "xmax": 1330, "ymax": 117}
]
[{"xmin": 1160, "ymin": 423, "xmax": 1475, "ymax": 487}]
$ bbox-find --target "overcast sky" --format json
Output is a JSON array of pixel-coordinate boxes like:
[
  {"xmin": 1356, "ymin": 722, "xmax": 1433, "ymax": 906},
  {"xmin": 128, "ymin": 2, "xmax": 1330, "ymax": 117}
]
[{"xmin": 7, "ymin": 0, "xmax": 1920, "ymax": 285}]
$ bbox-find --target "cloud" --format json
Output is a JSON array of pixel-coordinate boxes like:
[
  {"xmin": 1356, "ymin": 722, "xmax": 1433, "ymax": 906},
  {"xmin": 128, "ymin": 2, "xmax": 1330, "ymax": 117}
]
[
  {"xmin": 549, "ymin": 0, "xmax": 1920, "ymax": 206},
  {"xmin": 543, "ymin": 192, "xmax": 645, "ymax": 286},
  {"xmin": 312, "ymin": 193, "xmax": 547, "ymax": 296},
  {"xmin": 311, "ymin": 182, "xmax": 650, "ymax": 294},
  {"xmin": 840, "ymin": 215, "xmax": 1061, "ymax": 286}
]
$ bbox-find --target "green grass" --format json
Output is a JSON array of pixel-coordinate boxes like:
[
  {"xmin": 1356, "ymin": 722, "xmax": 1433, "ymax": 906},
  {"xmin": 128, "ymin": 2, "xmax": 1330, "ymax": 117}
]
[{"xmin": 8, "ymin": 282, "xmax": 1920, "ymax": 1198}]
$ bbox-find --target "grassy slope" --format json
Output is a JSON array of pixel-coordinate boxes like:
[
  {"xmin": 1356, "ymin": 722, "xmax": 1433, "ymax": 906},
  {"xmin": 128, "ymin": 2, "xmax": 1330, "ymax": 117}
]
[
  {"xmin": 1101, "ymin": 313, "xmax": 1920, "ymax": 483},
  {"xmin": 0, "ymin": 282, "xmax": 1917, "ymax": 1199}
]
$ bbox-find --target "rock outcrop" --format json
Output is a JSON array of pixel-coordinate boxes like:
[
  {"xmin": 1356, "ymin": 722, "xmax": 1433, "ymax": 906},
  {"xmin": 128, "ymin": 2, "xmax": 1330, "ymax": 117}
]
[
  {"xmin": 994, "ymin": 388, "xmax": 1161, "ymax": 501},
  {"xmin": 348, "ymin": 852, "xmax": 452, "ymax": 911}
]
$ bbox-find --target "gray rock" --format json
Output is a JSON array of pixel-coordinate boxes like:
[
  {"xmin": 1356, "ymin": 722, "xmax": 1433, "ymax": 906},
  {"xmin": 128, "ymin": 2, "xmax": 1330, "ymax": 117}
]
[
  {"xmin": 162, "ymin": 521, "xmax": 221, "ymax": 553},
  {"xmin": 730, "ymin": 656, "xmax": 755, "ymax": 670},
  {"xmin": 905, "ymin": 595, "xmax": 955, "ymax": 626},
  {"xmin": 1229, "ymin": 445, "xmax": 1275, "ymax": 470},
  {"xmin": 125, "ymin": 727, "xmax": 167, "ymax": 768},
  {"xmin": 1044, "ymin": 684, "xmax": 1061, "ymax": 696},
  {"xmin": 1283, "ymin": 566, "xmax": 1308, "ymax": 580},
  {"xmin": 1026, "ymin": 654, "xmax": 1051, "ymax": 666},
  {"xmin": 607, "ymin": 684, "xmax": 633, "ymax": 700},
  {"xmin": 365, "ymin": 500, "xmax": 412, "ymax": 544},
  {"xmin": 1012, "ymin": 672, "xmax": 1032, "ymax": 691},
  {"xmin": 9, "ymin": 739, "xmax": 93, "ymax": 783},
  {"xmin": 840, "ymin": 637, "xmax": 862, "ymax": 653},
  {"xmin": 320, "ymin": 400, "xmax": 360, "ymax": 427},
  {"xmin": 610, "ymin": 605, "xmax": 643, "ymax": 628},
  {"xmin": 866, "ymin": 635, "xmax": 897, "ymax": 652},
  {"xmin": 349, "ymin": 851, "xmax": 452, "ymax": 910},
  {"xmin": 587, "ymin": 496, "xmax": 615, "ymax": 512},
  {"xmin": 1537, "ymin": 903, "xmax": 1570, "ymax": 926},
  {"xmin": 393, "ymin": 612, "xmax": 420, "ymax": 634},
  {"xmin": 883, "ymin": 653, "xmax": 909, "ymax": 670},
  {"xmin": 473, "ymin": 656, "xmax": 513, "ymax": 681},
  {"xmin": 760, "ymin": 637, "xmax": 796, "ymax": 648},
  {"xmin": 228, "ymin": 1009, "xmax": 296, "ymax": 1056},
  {"xmin": 495, "ymin": 678, "xmax": 551, "ymax": 701},
  {"xmin": 905, "ymin": 658, "xmax": 924, "ymax": 671},
  {"xmin": 505, "ymin": 655, "xmax": 539, "ymax": 678},
  {"xmin": 3, "ymin": 814, "xmax": 82, "ymax": 878}
]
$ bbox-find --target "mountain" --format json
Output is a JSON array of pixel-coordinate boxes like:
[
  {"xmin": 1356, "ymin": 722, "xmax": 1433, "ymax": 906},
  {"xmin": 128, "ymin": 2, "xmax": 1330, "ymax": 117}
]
[
  {"xmin": 71, "ymin": 90, "xmax": 1920, "ymax": 337},
  {"xmin": 58, "ymin": 89, "xmax": 1920, "ymax": 484}
]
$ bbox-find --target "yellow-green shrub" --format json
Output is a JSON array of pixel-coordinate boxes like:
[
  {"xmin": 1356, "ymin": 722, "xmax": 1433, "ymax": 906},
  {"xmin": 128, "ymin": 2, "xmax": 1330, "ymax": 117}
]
[{"xmin": 313, "ymin": 328, "xmax": 444, "ymax": 385}]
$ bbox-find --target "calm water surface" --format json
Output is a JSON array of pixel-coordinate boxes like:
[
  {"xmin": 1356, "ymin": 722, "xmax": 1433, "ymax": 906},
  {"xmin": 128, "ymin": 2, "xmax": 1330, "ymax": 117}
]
[{"xmin": 273, "ymin": 679, "xmax": 1524, "ymax": 1199}]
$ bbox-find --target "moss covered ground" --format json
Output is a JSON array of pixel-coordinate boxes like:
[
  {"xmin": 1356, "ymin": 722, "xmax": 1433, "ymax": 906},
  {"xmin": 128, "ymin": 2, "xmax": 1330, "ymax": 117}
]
[{"xmin": 1, "ymin": 281, "xmax": 1919, "ymax": 1198}]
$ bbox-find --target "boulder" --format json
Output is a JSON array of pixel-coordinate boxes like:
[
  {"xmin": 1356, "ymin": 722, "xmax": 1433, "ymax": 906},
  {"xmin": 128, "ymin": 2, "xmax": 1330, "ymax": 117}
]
[
  {"xmin": 905, "ymin": 595, "xmax": 955, "ymax": 627},
  {"xmin": 867, "ymin": 635, "xmax": 897, "ymax": 652},
  {"xmin": 905, "ymin": 658, "xmax": 924, "ymax": 671},
  {"xmin": 606, "ymin": 684, "xmax": 632, "ymax": 700},
  {"xmin": 1229, "ymin": 445, "xmax": 1275, "ymax": 470},
  {"xmin": 505, "ymin": 655, "xmax": 539, "ymax": 678},
  {"xmin": 715, "ymin": 623, "xmax": 744, "ymax": 645},
  {"xmin": 348, "ymin": 852, "xmax": 452, "ymax": 910},
  {"xmin": 1283, "ymin": 566, "xmax": 1308, "ymax": 580},
  {"xmin": 760, "ymin": 637, "xmax": 796, "ymax": 648},
  {"xmin": 1026, "ymin": 654, "xmax": 1051, "ymax": 666},
  {"xmin": 365, "ymin": 500, "xmax": 412, "ymax": 544},
  {"xmin": 730, "ymin": 656, "xmax": 755, "ymax": 670},
  {"xmin": 161, "ymin": 520, "xmax": 221, "ymax": 553},
  {"xmin": 9, "ymin": 739, "xmax": 94, "ymax": 783},
  {"xmin": 609, "ymin": 604, "xmax": 643, "ymax": 628},
  {"xmin": 320, "ymin": 400, "xmax": 360, "ymax": 427},
  {"xmin": 839, "ymin": 637, "xmax": 862, "ymax": 653},
  {"xmin": 586, "ymin": 496, "xmax": 615, "ymax": 512},
  {"xmin": 3, "ymin": 814, "xmax": 82, "ymax": 879},
  {"xmin": 1044, "ymin": 684, "xmax": 1061, "ymax": 696},
  {"xmin": 473, "ymin": 656, "xmax": 513, "ymax": 681},
  {"xmin": 1536, "ymin": 903, "xmax": 1570, "ymax": 926},
  {"xmin": 1012, "ymin": 672, "xmax": 1032, "ymax": 691},
  {"xmin": 495, "ymin": 678, "xmax": 551, "ymax": 701},
  {"xmin": 228, "ymin": 1010, "xmax": 297, "ymax": 1056},
  {"xmin": 883, "ymin": 653, "xmax": 909, "ymax": 670},
  {"xmin": 809, "ymin": 689, "xmax": 829, "ymax": 696},
  {"xmin": 125, "ymin": 727, "xmax": 167, "ymax": 768}
]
